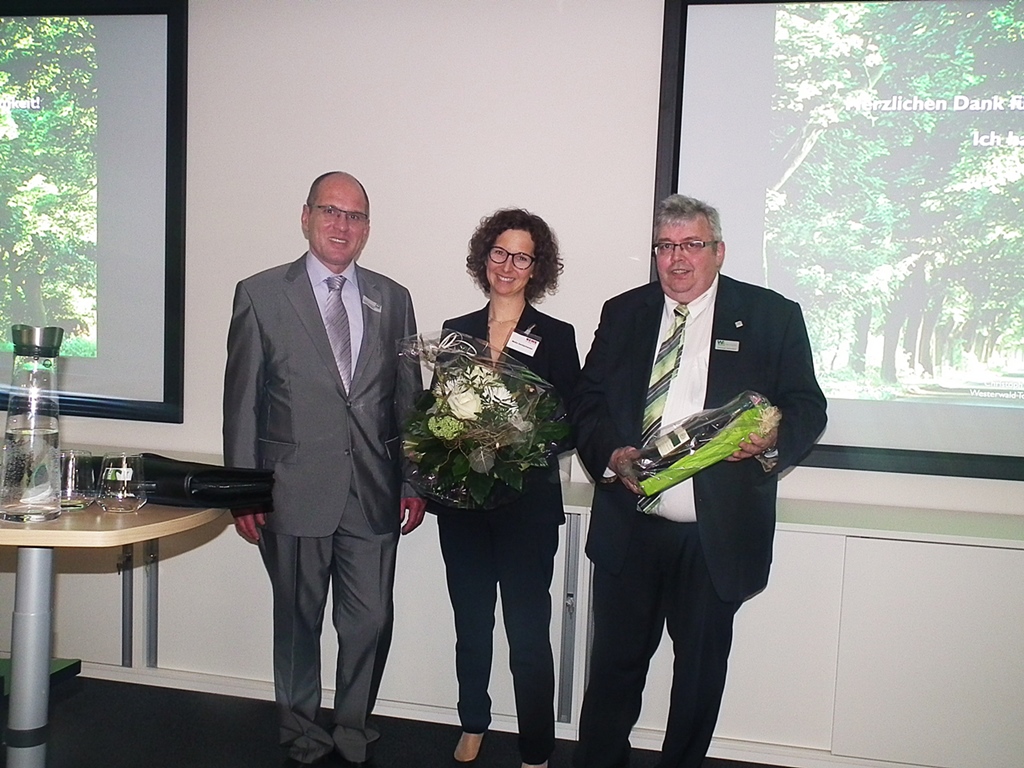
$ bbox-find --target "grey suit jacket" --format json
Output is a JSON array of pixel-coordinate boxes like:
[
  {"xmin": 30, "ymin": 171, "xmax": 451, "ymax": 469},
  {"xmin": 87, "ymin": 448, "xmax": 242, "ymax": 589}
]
[{"xmin": 223, "ymin": 255, "xmax": 420, "ymax": 537}]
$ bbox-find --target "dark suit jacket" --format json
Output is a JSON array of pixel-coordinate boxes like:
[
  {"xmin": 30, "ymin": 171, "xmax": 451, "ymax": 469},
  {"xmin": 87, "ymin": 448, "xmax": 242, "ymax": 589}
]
[
  {"xmin": 436, "ymin": 303, "xmax": 581, "ymax": 519},
  {"xmin": 572, "ymin": 275, "xmax": 826, "ymax": 602},
  {"xmin": 223, "ymin": 255, "xmax": 420, "ymax": 537}
]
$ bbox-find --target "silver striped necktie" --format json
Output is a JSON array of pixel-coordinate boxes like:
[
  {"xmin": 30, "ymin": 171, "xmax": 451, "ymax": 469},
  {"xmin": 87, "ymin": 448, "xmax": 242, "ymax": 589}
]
[{"xmin": 325, "ymin": 274, "xmax": 353, "ymax": 390}]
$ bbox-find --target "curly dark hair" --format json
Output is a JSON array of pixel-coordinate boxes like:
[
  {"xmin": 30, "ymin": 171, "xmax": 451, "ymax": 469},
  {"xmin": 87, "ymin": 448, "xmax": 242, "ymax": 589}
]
[{"xmin": 466, "ymin": 208, "xmax": 562, "ymax": 303}]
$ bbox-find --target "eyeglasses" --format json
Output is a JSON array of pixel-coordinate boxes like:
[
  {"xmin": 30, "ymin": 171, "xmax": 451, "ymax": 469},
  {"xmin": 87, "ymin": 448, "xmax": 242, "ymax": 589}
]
[
  {"xmin": 652, "ymin": 240, "xmax": 719, "ymax": 258},
  {"xmin": 489, "ymin": 246, "xmax": 535, "ymax": 270},
  {"xmin": 313, "ymin": 205, "xmax": 369, "ymax": 224}
]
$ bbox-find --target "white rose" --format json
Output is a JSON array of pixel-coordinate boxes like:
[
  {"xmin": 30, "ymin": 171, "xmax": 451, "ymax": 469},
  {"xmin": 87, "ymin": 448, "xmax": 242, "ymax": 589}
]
[{"xmin": 447, "ymin": 388, "xmax": 482, "ymax": 420}]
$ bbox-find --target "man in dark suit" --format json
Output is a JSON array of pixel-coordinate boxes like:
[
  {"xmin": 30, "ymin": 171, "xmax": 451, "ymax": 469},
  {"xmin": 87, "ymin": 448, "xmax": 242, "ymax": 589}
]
[
  {"xmin": 223, "ymin": 171, "xmax": 426, "ymax": 766},
  {"xmin": 571, "ymin": 195, "xmax": 826, "ymax": 768}
]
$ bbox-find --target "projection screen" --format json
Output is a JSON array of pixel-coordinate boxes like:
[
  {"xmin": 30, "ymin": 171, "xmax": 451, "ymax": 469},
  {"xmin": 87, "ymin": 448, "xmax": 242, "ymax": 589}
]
[
  {"xmin": 0, "ymin": 0, "xmax": 186, "ymax": 422},
  {"xmin": 656, "ymin": 0, "xmax": 1024, "ymax": 480}
]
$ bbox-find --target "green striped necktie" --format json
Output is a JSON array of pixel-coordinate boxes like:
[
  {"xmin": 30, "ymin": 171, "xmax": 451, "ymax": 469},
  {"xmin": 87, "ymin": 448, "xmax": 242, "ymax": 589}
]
[{"xmin": 638, "ymin": 303, "xmax": 688, "ymax": 514}]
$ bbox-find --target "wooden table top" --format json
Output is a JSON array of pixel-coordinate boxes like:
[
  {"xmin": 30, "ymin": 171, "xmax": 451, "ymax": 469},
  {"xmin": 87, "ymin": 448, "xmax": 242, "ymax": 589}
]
[{"xmin": 0, "ymin": 504, "xmax": 225, "ymax": 548}]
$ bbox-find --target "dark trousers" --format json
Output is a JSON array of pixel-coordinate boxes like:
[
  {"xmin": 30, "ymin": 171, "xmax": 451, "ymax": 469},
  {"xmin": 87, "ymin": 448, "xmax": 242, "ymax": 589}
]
[
  {"xmin": 437, "ymin": 504, "xmax": 560, "ymax": 765},
  {"xmin": 259, "ymin": 495, "xmax": 398, "ymax": 764},
  {"xmin": 574, "ymin": 518, "xmax": 740, "ymax": 768}
]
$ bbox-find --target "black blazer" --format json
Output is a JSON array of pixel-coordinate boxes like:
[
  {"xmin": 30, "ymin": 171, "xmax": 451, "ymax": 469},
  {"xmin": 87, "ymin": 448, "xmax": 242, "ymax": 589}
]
[
  {"xmin": 436, "ymin": 303, "xmax": 581, "ymax": 518},
  {"xmin": 571, "ymin": 275, "xmax": 827, "ymax": 602}
]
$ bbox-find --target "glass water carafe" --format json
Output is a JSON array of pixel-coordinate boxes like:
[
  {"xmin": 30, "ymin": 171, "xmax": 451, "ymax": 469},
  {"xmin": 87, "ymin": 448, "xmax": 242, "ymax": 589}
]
[{"xmin": 1, "ymin": 325, "xmax": 64, "ymax": 522}]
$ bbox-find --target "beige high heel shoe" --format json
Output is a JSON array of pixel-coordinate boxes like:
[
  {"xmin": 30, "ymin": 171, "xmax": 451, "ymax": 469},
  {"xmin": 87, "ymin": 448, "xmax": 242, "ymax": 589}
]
[{"xmin": 453, "ymin": 732, "xmax": 485, "ymax": 762}]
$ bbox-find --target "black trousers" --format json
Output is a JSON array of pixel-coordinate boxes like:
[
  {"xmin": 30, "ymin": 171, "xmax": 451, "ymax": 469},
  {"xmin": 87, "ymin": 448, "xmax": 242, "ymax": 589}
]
[
  {"xmin": 437, "ymin": 503, "xmax": 560, "ymax": 765},
  {"xmin": 574, "ymin": 518, "xmax": 741, "ymax": 768}
]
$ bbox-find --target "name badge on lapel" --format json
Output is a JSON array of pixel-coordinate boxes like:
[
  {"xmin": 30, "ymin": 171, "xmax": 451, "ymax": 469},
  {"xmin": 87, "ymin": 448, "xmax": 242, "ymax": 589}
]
[
  {"xmin": 362, "ymin": 296, "xmax": 382, "ymax": 313},
  {"xmin": 507, "ymin": 330, "xmax": 540, "ymax": 357},
  {"xmin": 715, "ymin": 339, "xmax": 740, "ymax": 353}
]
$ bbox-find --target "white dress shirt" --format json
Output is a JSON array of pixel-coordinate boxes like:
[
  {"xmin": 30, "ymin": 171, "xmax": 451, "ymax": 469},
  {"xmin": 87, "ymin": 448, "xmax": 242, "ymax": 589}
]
[
  {"xmin": 651, "ymin": 275, "xmax": 718, "ymax": 522},
  {"xmin": 307, "ymin": 253, "xmax": 364, "ymax": 372}
]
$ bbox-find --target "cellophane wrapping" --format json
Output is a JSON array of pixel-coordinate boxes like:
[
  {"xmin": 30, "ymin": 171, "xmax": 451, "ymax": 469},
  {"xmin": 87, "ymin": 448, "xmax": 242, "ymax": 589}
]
[{"xmin": 399, "ymin": 330, "xmax": 569, "ymax": 510}]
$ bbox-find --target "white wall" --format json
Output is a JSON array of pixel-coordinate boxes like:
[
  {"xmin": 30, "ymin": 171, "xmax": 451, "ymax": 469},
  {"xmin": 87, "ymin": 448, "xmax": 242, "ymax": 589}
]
[{"xmin": 59, "ymin": 0, "xmax": 1021, "ymax": 516}]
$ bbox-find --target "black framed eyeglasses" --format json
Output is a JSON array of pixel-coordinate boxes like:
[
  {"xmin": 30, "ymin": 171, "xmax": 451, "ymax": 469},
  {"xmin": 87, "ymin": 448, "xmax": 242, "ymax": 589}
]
[
  {"xmin": 313, "ymin": 205, "xmax": 369, "ymax": 224},
  {"xmin": 652, "ymin": 240, "xmax": 719, "ymax": 258},
  {"xmin": 489, "ymin": 246, "xmax": 535, "ymax": 269}
]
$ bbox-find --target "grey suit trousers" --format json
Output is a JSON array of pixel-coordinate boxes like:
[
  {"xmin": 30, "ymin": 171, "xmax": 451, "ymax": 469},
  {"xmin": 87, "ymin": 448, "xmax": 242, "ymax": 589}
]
[{"xmin": 259, "ymin": 489, "xmax": 398, "ymax": 764}]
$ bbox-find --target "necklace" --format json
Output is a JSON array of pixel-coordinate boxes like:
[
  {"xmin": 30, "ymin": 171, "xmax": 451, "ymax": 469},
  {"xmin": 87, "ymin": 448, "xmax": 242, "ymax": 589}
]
[
  {"xmin": 487, "ymin": 307, "xmax": 522, "ymax": 359},
  {"xmin": 488, "ymin": 302, "xmax": 524, "ymax": 326}
]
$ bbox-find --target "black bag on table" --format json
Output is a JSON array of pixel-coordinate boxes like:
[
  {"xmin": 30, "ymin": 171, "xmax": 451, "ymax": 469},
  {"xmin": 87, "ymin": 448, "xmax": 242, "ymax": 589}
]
[{"xmin": 87, "ymin": 453, "xmax": 274, "ymax": 509}]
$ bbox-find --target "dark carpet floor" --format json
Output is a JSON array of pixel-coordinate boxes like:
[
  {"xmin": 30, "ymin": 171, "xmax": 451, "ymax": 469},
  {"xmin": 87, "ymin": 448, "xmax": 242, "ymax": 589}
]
[{"xmin": 1, "ymin": 677, "xmax": 774, "ymax": 768}]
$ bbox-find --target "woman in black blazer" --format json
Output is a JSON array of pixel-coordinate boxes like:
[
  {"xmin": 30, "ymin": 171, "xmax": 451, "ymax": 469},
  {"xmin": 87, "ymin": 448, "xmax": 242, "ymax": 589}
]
[{"xmin": 437, "ymin": 209, "xmax": 580, "ymax": 768}]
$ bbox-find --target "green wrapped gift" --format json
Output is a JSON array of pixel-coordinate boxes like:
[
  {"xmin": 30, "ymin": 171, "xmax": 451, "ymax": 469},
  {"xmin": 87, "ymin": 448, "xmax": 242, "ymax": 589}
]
[{"xmin": 635, "ymin": 391, "xmax": 780, "ymax": 497}]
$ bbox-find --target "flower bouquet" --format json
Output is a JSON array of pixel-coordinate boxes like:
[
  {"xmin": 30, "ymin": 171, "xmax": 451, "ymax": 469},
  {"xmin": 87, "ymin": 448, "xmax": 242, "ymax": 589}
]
[
  {"xmin": 634, "ymin": 390, "xmax": 781, "ymax": 499},
  {"xmin": 399, "ymin": 330, "xmax": 570, "ymax": 509}
]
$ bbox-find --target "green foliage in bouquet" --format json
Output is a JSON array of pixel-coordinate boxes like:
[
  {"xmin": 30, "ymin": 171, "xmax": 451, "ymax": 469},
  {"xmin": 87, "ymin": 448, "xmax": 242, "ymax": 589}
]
[{"xmin": 402, "ymin": 332, "xmax": 570, "ymax": 509}]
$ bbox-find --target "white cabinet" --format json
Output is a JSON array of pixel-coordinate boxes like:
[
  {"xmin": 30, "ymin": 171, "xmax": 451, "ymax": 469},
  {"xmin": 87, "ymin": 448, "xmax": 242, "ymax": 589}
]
[
  {"xmin": 716, "ymin": 530, "xmax": 845, "ymax": 750},
  {"xmin": 832, "ymin": 537, "xmax": 1024, "ymax": 768},
  {"xmin": 376, "ymin": 514, "xmax": 457, "ymax": 713}
]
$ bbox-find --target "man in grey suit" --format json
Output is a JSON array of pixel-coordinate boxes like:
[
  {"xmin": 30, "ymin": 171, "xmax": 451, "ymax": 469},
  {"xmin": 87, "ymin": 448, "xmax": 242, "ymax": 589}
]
[{"xmin": 223, "ymin": 171, "xmax": 426, "ymax": 766}]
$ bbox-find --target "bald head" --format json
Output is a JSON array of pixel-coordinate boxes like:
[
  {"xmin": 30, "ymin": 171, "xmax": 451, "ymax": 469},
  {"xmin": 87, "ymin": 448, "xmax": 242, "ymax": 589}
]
[
  {"xmin": 306, "ymin": 171, "xmax": 370, "ymax": 214},
  {"xmin": 301, "ymin": 172, "xmax": 372, "ymax": 273}
]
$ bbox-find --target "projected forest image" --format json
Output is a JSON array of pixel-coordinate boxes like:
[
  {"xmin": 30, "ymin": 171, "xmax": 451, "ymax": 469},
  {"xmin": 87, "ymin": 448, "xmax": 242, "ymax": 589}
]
[
  {"xmin": 0, "ymin": 16, "xmax": 97, "ymax": 358},
  {"xmin": 765, "ymin": 0, "xmax": 1024, "ymax": 406}
]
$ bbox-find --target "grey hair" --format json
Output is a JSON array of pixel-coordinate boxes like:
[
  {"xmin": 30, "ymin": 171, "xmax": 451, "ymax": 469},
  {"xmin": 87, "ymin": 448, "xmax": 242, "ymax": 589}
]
[{"xmin": 654, "ymin": 194, "xmax": 723, "ymax": 241}]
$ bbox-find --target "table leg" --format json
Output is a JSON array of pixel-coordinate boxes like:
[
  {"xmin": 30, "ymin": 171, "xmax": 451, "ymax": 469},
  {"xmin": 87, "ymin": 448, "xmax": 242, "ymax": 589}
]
[
  {"xmin": 119, "ymin": 544, "xmax": 134, "ymax": 667},
  {"xmin": 5, "ymin": 546, "xmax": 54, "ymax": 768},
  {"xmin": 144, "ymin": 538, "xmax": 159, "ymax": 667}
]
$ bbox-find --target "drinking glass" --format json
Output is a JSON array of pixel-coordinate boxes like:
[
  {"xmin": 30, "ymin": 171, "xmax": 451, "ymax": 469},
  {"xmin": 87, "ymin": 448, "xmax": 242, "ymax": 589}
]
[
  {"xmin": 97, "ymin": 453, "xmax": 147, "ymax": 512},
  {"xmin": 59, "ymin": 449, "xmax": 96, "ymax": 509}
]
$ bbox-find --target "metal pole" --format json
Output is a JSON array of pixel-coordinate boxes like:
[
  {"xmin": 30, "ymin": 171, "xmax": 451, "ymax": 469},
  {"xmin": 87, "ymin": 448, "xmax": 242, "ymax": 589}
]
[
  {"xmin": 5, "ymin": 546, "xmax": 54, "ymax": 768},
  {"xmin": 557, "ymin": 513, "xmax": 581, "ymax": 723},
  {"xmin": 118, "ymin": 544, "xmax": 133, "ymax": 667},
  {"xmin": 144, "ymin": 539, "xmax": 159, "ymax": 667}
]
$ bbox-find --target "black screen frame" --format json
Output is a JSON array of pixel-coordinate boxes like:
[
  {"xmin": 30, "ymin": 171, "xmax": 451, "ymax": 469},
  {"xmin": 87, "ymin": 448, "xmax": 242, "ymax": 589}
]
[
  {"xmin": 655, "ymin": 0, "xmax": 1024, "ymax": 482},
  {"xmin": 0, "ymin": 0, "xmax": 186, "ymax": 423}
]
